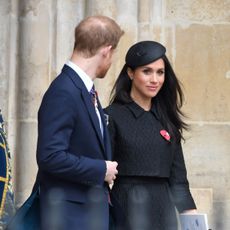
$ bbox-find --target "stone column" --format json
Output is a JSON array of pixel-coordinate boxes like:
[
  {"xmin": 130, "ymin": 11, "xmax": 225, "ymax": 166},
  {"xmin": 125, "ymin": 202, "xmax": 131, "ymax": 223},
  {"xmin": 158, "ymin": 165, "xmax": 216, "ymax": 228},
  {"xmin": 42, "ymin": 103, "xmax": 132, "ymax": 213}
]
[
  {"xmin": 0, "ymin": 0, "xmax": 11, "ymax": 113},
  {"xmin": 15, "ymin": 0, "xmax": 56, "ymax": 205},
  {"xmin": 55, "ymin": 0, "xmax": 86, "ymax": 74}
]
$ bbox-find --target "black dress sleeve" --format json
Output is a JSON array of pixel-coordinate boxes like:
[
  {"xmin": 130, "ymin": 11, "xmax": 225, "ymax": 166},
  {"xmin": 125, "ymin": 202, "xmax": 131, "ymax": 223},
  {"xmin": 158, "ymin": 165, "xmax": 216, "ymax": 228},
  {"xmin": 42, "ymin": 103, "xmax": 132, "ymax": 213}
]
[{"xmin": 168, "ymin": 142, "xmax": 196, "ymax": 212}]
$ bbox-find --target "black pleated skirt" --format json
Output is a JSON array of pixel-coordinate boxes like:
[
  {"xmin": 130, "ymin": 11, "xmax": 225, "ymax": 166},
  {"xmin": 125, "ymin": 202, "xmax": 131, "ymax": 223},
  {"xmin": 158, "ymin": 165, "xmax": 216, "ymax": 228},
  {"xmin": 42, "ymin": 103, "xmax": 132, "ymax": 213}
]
[{"xmin": 110, "ymin": 176, "xmax": 178, "ymax": 230}]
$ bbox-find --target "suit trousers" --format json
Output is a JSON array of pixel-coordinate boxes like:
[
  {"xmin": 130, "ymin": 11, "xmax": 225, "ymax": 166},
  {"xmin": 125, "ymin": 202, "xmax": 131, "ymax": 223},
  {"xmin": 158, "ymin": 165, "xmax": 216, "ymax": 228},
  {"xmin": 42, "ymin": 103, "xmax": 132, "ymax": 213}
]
[{"xmin": 40, "ymin": 187, "xmax": 110, "ymax": 230}]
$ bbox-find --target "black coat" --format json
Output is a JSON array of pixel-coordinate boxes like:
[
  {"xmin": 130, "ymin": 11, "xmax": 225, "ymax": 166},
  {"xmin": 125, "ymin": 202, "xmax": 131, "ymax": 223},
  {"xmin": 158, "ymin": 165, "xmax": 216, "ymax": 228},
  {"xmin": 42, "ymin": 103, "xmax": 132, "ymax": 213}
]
[{"xmin": 105, "ymin": 101, "xmax": 196, "ymax": 213}]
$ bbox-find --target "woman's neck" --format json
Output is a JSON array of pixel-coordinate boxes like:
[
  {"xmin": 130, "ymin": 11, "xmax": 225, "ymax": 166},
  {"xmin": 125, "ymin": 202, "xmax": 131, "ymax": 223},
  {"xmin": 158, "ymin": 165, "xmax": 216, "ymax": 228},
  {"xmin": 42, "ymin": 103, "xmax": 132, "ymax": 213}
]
[{"xmin": 130, "ymin": 93, "xmax": 152, "ymax": 111}]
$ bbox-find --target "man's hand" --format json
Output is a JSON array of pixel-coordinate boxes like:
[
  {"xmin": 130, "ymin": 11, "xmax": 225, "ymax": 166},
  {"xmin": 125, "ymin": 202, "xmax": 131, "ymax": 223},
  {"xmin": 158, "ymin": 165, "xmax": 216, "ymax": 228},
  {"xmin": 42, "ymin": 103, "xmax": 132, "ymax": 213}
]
[{"xmin": 104, "ymin": 161, "xmax": 118, "ymax": 185}]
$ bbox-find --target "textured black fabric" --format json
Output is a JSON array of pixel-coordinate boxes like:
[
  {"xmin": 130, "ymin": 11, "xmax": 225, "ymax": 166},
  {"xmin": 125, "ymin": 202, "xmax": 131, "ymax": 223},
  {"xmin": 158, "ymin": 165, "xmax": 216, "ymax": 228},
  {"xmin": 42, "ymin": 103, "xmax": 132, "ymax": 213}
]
[
  {"xmin": 106, "ymin": 102, "xmax": 173, "ymax": 177},
  {"xmin": 111, "ymin": 176, "xmax": 177, "ymax": 230},
  {"xmin": 104, "ymin": 102, "xmax": 196, "ymax": 229}
]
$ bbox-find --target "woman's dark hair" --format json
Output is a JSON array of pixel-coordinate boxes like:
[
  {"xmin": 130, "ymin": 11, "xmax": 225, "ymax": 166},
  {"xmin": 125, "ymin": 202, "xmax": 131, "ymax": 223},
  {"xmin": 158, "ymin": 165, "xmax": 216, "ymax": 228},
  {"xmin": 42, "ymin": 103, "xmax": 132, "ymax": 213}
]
[{"xmin": 109, "ymin": 55, "xmax": 188, "ymax": 142}]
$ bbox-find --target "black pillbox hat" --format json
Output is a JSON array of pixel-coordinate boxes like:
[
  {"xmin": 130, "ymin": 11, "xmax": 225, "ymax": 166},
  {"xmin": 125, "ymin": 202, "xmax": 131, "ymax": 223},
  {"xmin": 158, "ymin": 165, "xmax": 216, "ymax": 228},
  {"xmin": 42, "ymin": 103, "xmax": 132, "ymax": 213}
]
[{"xmin": 125, "ymin": 41, "xmax": 166, "ymax": 68}]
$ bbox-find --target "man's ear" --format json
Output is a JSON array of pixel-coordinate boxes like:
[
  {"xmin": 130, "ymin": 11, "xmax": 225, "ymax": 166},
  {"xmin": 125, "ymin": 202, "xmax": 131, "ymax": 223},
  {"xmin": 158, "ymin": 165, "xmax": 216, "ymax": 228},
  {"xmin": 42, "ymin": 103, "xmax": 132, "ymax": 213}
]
[{"xmin": 101, "ymin": 45, "xmax": 113, "ymax": 57}]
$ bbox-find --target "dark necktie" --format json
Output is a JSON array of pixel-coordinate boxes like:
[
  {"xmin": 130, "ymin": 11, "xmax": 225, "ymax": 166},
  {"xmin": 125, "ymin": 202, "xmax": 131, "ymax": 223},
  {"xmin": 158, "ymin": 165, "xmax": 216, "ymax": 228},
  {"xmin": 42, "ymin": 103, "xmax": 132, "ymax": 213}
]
[
  {"xmin": 90, "ymin": 86, "xmax": 103, "ymax": 137},
  {"xmin": 90, "ymin": 85, "xmax": 98, "ymax": 108}
]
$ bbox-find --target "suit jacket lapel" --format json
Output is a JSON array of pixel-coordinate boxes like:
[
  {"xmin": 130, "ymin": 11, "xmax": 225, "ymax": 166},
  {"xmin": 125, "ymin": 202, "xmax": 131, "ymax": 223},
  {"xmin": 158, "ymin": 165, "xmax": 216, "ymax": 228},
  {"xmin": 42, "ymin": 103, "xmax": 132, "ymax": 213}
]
[
  {"xmin": 81, "ymin": 89, "xmax": 105, "ymax": 152},
  {"xmin": 63, "ymin": 65, "xmax": 106, "ymax": 157}
]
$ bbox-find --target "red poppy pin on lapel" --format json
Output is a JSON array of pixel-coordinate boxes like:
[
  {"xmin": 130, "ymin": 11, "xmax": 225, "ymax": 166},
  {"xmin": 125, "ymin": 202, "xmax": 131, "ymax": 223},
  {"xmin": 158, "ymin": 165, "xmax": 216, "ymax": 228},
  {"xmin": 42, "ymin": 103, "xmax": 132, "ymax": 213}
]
[{"xmin": 160, "ymin": 130, "xmax": 171, "ymax": 142}]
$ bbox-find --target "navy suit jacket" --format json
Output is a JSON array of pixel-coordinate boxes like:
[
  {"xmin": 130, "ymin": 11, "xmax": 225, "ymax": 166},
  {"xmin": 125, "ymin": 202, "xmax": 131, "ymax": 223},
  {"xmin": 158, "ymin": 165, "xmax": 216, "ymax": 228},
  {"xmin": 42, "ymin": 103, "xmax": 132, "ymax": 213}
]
[{"xmin": 36, "ymin": 65, "xmax": 112, "ymax": 229}]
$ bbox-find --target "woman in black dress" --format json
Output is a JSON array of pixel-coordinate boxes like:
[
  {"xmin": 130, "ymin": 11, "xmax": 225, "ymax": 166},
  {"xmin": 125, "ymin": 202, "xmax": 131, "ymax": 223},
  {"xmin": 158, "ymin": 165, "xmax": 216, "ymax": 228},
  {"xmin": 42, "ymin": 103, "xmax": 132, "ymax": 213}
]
[{"xmin": 105, "ymin": 41, "xmax": 197, "ymax": 230}]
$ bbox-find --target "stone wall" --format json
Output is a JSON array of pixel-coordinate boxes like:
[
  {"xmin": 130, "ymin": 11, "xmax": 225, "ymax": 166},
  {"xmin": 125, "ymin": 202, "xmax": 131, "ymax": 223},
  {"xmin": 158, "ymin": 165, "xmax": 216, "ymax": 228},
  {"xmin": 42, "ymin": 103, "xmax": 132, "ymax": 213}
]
[{"xmin": 0, "ymin": 0, "xmax": 229, "ymax": 229}]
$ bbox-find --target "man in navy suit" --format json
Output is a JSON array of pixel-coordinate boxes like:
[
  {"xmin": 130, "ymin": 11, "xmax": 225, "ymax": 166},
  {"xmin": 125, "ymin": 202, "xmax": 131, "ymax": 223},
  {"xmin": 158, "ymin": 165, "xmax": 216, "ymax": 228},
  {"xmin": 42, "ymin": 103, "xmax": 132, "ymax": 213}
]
[{"xmin": 36, "ymin": 15, "xmax": 124, "ymax": 230}]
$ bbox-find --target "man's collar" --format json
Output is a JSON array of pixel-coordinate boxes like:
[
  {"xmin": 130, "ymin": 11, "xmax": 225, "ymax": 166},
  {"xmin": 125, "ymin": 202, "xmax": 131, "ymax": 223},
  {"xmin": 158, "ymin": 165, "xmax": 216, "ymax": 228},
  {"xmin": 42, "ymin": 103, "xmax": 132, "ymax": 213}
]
[{"xmin": 66, "ymin": 60, "xmax": 93, "ymax": 92}]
